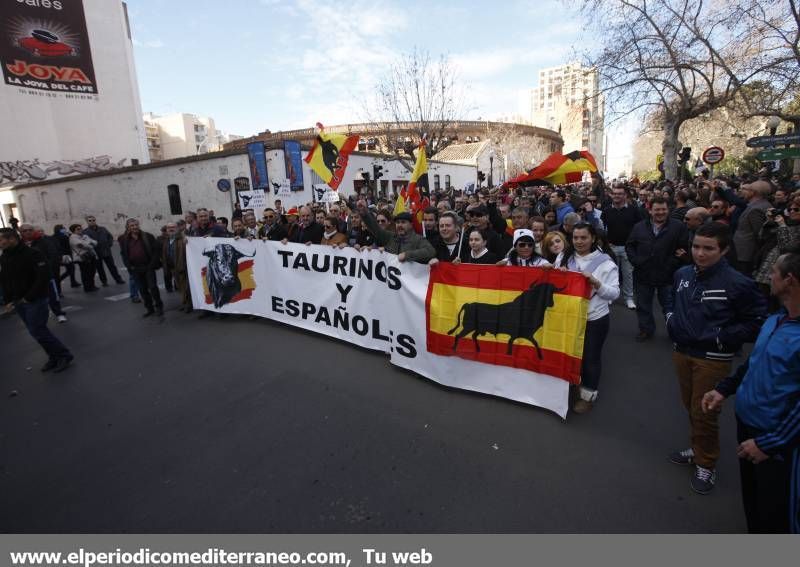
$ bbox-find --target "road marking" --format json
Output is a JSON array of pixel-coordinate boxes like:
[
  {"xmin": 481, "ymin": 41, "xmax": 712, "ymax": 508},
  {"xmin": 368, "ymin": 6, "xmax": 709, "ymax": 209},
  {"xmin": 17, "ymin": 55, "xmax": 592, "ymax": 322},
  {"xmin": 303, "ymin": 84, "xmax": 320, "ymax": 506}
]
[
  {"xmin": 106, "ymin": 293, "xmax": 131, "ymax": 302},
  {"xmin": 61, "ymin": 305, "xmax": 84, "ymax": 312}
]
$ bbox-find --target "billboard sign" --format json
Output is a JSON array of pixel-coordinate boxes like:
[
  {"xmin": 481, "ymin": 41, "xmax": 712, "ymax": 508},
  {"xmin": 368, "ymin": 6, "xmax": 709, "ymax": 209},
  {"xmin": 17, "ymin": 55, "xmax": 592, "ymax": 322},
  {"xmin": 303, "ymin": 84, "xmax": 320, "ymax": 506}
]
[
  {"xmin": 246, "ymin": 142, "xmax": 269, "ymax": 190},
  {"xmin": 1, "ymin": 0, "xmax": 99, "ymax": 95},
  {"xmin": 283, "ymin": 140, "xmax": 304, "ymax": 190}
]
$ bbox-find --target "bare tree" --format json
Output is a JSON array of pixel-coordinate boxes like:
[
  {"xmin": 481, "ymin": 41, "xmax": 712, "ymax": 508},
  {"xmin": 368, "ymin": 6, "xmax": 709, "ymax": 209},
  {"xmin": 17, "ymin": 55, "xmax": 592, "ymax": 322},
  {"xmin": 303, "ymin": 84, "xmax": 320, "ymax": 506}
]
[
  {"xmin": 366, "ymin": 48, "xmax": 469, "ymax": 171},
  {"xmin": 485, "ymin": 123, "xmax": 554, "ymax": 177},
  {"xmin": 584, "ymin": 0, "xmax": 793, "ymax": 180}
]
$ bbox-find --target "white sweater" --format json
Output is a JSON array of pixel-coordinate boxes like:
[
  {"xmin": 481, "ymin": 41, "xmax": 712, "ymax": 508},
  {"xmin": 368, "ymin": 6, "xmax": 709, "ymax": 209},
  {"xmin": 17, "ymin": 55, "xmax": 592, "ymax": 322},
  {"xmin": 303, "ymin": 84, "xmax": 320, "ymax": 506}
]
[{"xmin": 567, "ymin": 250, "xmax": 620, "ymax": 321}]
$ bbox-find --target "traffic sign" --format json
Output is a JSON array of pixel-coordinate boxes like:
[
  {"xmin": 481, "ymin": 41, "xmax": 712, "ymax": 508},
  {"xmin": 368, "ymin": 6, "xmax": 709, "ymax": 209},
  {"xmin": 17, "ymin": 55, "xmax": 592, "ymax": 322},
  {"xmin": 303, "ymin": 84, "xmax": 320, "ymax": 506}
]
[
  {"xmin": 702, "ymin": 146, "xmax": 725, "ymax": 165},
  {"xmin": 756, "ymin": 147, "xmax": 800, "ymax": 161},
  {"xmin": 746, "ymin": 133, "xmax": 800, "ymax": 148}
]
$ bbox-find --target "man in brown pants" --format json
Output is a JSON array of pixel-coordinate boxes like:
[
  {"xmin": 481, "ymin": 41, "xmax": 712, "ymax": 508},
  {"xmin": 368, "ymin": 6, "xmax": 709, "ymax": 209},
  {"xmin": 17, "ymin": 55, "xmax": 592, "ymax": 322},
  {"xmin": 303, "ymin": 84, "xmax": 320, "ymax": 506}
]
[
  {"xmin": 162, "ymin": 223, "xmax": 192, "ymax": 313},
  {"xmin": 665, "ymin": 223, "xmax": 766, "ymax": 494}
]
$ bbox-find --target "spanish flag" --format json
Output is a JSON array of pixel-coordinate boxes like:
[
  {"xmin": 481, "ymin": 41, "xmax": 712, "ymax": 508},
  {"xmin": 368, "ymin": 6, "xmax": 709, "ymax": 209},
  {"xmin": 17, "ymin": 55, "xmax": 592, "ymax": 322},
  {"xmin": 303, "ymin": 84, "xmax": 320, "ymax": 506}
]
[
  {"xmin": 304, "ymin": 123, "xmax": 360, "ymax": 190},
  {"xmin": 426, "ymin": 263, "xmax": 590, "ymax": 383},
  {"xmin": 504, "ymin": 150, "xmax": 598, "ymax": 188},
  {"xmin": 201, "ymin": 259, "xmax": 256, "ymax": 305},
  {"xmin": 406, "ymin": 143, "xmax": 429, "ymax": 232}
]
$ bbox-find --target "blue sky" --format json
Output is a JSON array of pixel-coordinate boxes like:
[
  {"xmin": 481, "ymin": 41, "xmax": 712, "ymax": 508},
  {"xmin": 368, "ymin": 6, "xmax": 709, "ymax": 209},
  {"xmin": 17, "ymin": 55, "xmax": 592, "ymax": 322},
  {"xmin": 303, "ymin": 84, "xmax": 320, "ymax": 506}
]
[
  {"xmin": 127, "ymin": 0, "xmax": 593, "ymax": 134},
  {"xmin": 127, "ymin": 0, "xmax": 634, "ymax": 173}
]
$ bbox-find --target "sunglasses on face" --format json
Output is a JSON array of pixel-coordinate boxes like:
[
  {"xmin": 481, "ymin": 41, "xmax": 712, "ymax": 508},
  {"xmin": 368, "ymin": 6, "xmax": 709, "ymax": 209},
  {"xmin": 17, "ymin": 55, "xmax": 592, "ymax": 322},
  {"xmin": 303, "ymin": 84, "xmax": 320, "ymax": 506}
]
[
  {"xmin": 377, "ymin": 219, "xmax": 388, "ymax": 224},
  {"xmin": 516, "ymin": 242, "xmax": 534, "ymax": 248},
  {"xmin": 787, "ymin": 207, "xmax": 800, "ymax": 213}
]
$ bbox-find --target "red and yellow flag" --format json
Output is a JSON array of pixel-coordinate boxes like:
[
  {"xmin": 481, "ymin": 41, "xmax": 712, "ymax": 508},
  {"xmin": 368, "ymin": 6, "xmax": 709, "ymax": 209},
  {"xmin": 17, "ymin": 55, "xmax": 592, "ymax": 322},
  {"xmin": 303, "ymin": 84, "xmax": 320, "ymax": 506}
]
[
  {"xmin": 426, "ymin": 263, "xmax": 590, "ymax": 383},
  {"xmin": 304, "ymin": 123, "xmax": 359, "ymax": 190},
  {"xmin": 406, "ymin": 143, "xmax": 429, "ymax": 232},
  {"xmin": 503, "ymin": 150, "xmax": 598, "ymax": 188},
  {"xmin": 201, "ymin": 259, "xmax": 256, "ymax": 305}
]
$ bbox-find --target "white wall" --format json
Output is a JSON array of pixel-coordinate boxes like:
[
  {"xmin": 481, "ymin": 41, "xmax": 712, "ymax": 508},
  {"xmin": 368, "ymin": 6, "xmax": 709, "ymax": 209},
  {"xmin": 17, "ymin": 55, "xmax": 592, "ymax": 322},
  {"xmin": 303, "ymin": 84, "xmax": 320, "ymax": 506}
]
[
  {"xmin": 3, "ymin": 150, "xmax": 475, "ymax": 234},
  {"xmin": 0, "ymin": 0, "xmax": 148, "ymax": 179}
]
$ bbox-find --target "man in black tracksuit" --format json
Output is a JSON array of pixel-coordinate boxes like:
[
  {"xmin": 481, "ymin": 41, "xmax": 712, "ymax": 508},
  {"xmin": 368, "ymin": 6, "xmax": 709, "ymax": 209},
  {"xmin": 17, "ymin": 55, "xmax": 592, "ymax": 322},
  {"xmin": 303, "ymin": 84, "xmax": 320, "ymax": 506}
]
[
  {"xmin": 626, "ymin": 196, "xmax": 690, "ymax": 340},
  {"xmin": 0, "ymin": 228, "xmax": 73, "ymax": 372}
]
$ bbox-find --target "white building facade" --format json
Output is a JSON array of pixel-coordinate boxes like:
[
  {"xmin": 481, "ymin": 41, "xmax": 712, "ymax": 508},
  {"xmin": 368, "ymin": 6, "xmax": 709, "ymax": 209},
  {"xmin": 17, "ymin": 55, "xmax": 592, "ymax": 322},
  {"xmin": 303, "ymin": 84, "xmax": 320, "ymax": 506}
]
[
  {"xmin": 1, "ymin": 148, "xmax": 477, "ymax": 234},
  {"xmin": 0, "ymin": 0, "xmax": 149, "ymax": 192},
  {"xmin": 529, "ymin": 63, "xmax": 605, "ymax": 169},
  {"xmin": 142, "ymin": 112, "xmax": 237, "ymax": 162}
]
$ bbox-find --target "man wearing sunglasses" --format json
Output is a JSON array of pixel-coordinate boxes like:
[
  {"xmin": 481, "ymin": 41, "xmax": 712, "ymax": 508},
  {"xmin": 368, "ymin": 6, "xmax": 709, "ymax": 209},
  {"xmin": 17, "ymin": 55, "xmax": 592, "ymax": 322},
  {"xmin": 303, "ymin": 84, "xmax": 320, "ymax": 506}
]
[{"xmin": 258, "ymin": 208, "xmax": 286, "ymax": 241}]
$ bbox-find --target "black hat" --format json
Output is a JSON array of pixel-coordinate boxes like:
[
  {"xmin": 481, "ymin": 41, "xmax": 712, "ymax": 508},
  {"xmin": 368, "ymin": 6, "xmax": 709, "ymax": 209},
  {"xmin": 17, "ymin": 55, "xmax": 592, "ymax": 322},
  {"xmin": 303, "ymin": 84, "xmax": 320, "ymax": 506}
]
[
  {"xmin": 394, "ymin": 212, "xmax": 413, "ymax": 222},
  {"xmin": 468, "ymin": 204, "xmax": 488, "ymax": 216}
]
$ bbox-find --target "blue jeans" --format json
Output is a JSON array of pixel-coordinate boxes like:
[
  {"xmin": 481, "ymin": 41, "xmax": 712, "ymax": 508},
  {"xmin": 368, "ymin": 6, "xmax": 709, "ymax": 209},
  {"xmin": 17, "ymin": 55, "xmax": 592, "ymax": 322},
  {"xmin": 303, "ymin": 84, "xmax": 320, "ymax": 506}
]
[
  {"xmin": 16, "ymin": 298, "xmax": 72, "ymax": 361},
  {"xmin": 129, "ymin": 275, "xmax": 139, "ymax": 299},
  {"xmin": 634, "ymin": 281, "xmax": 672, "ymax": 335},
  {"xmin": 610, "ymin": 245, "xmax": 634, "ymax": 302}
]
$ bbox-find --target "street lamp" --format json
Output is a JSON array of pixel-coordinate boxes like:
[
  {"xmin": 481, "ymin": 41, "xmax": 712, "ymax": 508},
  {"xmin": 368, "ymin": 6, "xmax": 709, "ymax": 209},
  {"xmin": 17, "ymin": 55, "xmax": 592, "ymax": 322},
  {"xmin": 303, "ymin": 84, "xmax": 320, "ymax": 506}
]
[{"xmin": 488, "ymin": 149, "xmax": 495, "ymax": 187}]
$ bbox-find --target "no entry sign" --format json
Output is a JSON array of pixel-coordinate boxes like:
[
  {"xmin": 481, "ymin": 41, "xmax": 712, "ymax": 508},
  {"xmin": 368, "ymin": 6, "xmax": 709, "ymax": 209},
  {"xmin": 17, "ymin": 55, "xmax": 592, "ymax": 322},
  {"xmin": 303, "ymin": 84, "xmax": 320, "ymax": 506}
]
[{"xmin": 702, "ymin": 146, "xmax": 725, "ymax": 164}]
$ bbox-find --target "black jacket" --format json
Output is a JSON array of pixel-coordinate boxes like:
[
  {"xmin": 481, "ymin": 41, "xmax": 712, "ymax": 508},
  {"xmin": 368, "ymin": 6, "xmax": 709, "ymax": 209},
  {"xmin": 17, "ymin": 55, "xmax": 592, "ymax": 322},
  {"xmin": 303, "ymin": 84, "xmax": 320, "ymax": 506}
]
[
  {"xmin": 0, "ymin": 242, "xmax": 50, "ymax": 303},
  {"xmin": 28, "ymin": 236, "xmax": 61, "ymax": 279},
  {"xmin": 435, "ymin": 233, "xmax": 468, "ymax": 262},
  {"xmin": 83, "ymin": 225, "xmax": 115, "ymax": 258},
  {"xmin": 625, "ymin": 218, "xmax": 690, "ymax": 286},
  {"xmin": 290, "ymin": 222, "xmax": 324, "ymax": 244},
  {"xmin": 259, "ymin": 222, "xmax": 287, "ymax": 241},
  {"xmin": 601, "ymin": 204, "xmax": 644, "ymax": 246},
  {"xmin": 118, "ymin": 231, "xmax": 161, "ymax": 271}
]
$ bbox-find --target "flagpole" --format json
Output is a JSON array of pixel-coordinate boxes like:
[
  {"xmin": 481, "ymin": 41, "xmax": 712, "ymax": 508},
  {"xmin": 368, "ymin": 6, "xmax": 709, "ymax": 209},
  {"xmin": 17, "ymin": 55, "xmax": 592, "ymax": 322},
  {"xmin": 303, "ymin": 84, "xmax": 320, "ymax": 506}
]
[{"xmin": 456, "ymin": 226, "xmax": 464, "ymax": 259}]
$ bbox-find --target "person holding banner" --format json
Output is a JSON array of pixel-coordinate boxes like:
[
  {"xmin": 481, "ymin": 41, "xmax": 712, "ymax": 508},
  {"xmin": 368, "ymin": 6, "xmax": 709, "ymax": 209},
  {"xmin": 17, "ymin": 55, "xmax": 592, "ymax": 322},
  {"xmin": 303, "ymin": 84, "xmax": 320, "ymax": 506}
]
[
  {"xmin": 258, "ymin": 209, "xmax": 287, "ymax": 241},
  {"xmin": 285, "ymin": 206, "xmax": 323, "ymax": 245},
  {"xmin": 498, "ymin": 229, "xmax": 551, "ymax": 268},
  {"xmin": 559, "ymin": 222, "xmax": 620, "ymax": 414},
  {"xmin": 456, "ymin": 228, "xmax": 498, "ymax": 265},
  {"xmin": 430, "ymin": 211, "xmax": 467, "ymax": 264},
  {"xmin": 321, "ymin": 216, "xmax": 348, "ymax": 247},
  {"xmin": 356, "ymin": 200, "xmax": 435, "ymax": 263}
]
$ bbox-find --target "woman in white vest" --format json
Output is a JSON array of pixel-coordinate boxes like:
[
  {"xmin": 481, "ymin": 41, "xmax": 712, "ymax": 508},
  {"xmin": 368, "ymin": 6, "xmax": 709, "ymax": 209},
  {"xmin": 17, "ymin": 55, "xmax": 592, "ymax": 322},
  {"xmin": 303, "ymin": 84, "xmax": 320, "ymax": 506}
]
[{"xmin": 559, "ymin": 222, "xmax": 620, "ymax": 414}]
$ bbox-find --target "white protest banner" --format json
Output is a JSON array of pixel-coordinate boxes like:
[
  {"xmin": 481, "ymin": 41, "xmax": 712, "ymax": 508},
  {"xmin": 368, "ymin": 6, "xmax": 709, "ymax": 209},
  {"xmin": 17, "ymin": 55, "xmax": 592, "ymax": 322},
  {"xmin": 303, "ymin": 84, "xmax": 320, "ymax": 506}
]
[
  {"xmin": 186, "ymin": 238, "xmax": 592, "ymax": 417},
  {"xmin": 313, "ymin": 183, "xmax": 340, "ymax": 203},
  {"xmin": 237, "ymin": 190, "xmax": 268, "ymax": 211},
  {"xmin": 277, "ymin": 179, "xmax": 292, "ymax": 197}
]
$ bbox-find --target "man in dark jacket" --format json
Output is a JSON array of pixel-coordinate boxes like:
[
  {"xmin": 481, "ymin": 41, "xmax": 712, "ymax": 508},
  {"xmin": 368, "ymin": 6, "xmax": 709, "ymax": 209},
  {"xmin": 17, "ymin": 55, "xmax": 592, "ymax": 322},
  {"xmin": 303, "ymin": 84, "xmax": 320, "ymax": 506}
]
[
  {"xmin": 287, "ymin": 206, "xmax": 323, "ymax": 244},
  {"xmin": 190, "ymin": 208, "xmax": 227, "ymax": 237},
  {"xmin": 665, "ymin": 222, "xmax": 766, "ymax": 495},
  {"xmin": 83, "ymin": 215, "xmax": 124, "ymax": 286},
  {"xmin": 19, "ymin": 224, "xmax": 67, "ymax": 322},
  {"xmin": 1, "ymin": 228, "xmax": 73, "ymax": 372},
  {"xmin": 626, "ymin": 196, "xmax": 690, "ymax": 341},
  {"xmin": 258, "ymin": 208, "xmax": 287, "ymax": 241},
  {"xmin": 602, "ymin": 184, "xmax": 645, "ymax": 309},
  {"xmin": 433, "ymin": 211, "xmax": 468, "ymax": 262},
  {"xmin": 118, "ymin": 219, "xmax": 163, "ymax": 317}
]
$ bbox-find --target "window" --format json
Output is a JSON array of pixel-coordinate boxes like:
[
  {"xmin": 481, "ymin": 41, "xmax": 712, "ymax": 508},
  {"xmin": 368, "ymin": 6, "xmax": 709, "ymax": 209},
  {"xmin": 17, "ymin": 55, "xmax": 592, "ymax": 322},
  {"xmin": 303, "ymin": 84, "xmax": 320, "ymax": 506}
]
[
  {"xmin": 167, "ymin": 184, "xmax": 182, "ymax": 215},
  {"xmin": 434, "ymin": 174, "xmax": 441, "ymax": 191},
  {"xmin": 234, "ymin": 176, "xmax": 250, "ymax": 191},
  {"xmin": 444, "ymin": 175, "xmax": 451, "ymax": 188}
]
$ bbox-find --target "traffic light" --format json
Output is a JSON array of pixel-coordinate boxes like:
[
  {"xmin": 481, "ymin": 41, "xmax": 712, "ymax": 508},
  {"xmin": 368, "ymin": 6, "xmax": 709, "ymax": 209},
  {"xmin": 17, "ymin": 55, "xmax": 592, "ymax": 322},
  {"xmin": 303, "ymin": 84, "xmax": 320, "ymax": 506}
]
[
  {"xmin": 678, "ymin": 147, "xmax": 692, "ymax": 164},
  {"xmin": 477, "ymin": 171, "xmax": 486, "ymax": 184},
  {"xmin": 361, "ymin": 171, "xmax": 371, "ymax": 183},
  {"xmin": 373, "ymin": 164, "xmax": 383, "ymax": 180}
]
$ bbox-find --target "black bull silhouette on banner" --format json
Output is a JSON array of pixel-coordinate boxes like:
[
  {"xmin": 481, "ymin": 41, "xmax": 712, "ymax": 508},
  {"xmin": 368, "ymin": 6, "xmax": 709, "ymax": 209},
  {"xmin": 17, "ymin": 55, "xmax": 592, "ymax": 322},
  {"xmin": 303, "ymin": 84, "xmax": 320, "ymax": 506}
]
[
  {"xmin": 447, "ymin": 282, "xmax": 566, "ymax": 359},
  {"xmin": 203, "ymin": 244, "xmax": 256, "ymax": 308}
]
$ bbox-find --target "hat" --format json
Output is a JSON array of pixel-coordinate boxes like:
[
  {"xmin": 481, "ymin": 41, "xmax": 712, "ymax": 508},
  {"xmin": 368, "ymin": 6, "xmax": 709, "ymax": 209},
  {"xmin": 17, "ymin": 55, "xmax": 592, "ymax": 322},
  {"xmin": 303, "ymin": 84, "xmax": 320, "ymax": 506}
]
[
  {"xmin": 394, "ymin": 212, "xmax": 413, "ymax": 222},
  {"xmin": 286, "ymin": 207, "xmax": 299, "ymax": 217},
  {"xmin": 467, "ymin": 204, "xmax": 488, "ymax": 216},
  {"xmin": 513, "ymin": 228, "xmax": 535, "ymax": 246}
]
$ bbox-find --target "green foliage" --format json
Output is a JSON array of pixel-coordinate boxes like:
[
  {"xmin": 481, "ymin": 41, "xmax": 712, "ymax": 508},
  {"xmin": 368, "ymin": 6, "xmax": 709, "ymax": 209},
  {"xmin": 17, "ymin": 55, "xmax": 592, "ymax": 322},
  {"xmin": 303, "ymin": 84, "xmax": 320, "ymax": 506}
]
[{"xmin": 713, "ymin": 153, "xmax": 760, "ymax": 176}]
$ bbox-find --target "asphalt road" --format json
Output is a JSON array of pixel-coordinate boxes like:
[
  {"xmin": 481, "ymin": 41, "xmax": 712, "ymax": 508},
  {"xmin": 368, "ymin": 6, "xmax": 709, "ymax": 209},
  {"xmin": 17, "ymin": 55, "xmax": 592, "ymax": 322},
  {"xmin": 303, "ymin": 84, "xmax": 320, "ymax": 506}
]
[{"xmin": 1, "ymin": 267, "xmax": 748, "ymax": 533}]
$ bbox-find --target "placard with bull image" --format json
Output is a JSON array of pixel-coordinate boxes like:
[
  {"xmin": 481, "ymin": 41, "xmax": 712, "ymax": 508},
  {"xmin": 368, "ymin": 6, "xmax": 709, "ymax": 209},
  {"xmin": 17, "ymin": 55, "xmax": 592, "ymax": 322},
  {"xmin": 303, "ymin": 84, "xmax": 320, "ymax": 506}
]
[{"xmin": 186, "ymin": 238, "xmax": 590, "ymax": 417}]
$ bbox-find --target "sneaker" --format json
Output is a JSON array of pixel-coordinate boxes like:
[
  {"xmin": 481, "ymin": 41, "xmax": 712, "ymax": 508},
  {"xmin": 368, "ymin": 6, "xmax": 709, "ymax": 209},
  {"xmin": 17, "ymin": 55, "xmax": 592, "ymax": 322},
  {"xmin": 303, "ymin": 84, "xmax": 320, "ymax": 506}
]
[
  {"xmin": 57, "ymin": 314, "xmax": 68, "ymax": 323},
  {"xmin": 635, "ymin": 331, "xmax": 652, "ymax": 342},
  {"xmin": 691, "ymin": 465, "xmax": 716, "ymax": 494},
  {"xmin": 572, "ymin": 399, "xmax": 594, "ymax": 414},
  {"xmin": 668, "ymin": 448, "xmax": 695, "ymax": 465},
  {"xmin": 41, "ymin": 359, "xmax": 58, "ymax": 372},
  {"xmin": 626, "ymin": 299, "xmax": 636, "ymax": 309},
  {"xmin": 53, "ymin": 356, "xmax": 73, "ymax": 373}
]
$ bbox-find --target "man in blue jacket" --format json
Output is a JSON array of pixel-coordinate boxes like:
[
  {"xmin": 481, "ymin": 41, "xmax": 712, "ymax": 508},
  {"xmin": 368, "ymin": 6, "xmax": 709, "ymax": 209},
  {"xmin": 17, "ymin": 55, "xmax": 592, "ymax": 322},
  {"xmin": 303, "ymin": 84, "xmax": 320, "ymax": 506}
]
[
  {"xmin": 702, "ymin": 252, "xmax": 800, "ymax": 532},
  {"xmin": 665, "ymin": 222, "xmax": 766, "ymax": 494}
]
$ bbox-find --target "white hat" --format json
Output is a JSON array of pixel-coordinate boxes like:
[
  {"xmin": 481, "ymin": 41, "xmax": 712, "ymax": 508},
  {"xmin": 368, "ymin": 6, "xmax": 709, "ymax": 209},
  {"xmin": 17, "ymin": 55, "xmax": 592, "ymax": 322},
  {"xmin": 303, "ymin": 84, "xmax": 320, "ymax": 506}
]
[{"xmin": 513, "ymin": 228, "xmax": 535, "ymax": 246}]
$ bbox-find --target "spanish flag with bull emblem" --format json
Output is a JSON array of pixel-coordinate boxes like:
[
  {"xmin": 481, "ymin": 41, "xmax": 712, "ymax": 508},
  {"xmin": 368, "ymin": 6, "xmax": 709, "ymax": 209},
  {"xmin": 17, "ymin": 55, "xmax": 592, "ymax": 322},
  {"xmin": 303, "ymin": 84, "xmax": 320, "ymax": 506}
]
[
  {"xmin": 304, "ymin": 122, "xmax": 360, "ymax": 190},
  {"xmin": 426, "ymin": 263, "xmax": 591, "ymax": 383}
]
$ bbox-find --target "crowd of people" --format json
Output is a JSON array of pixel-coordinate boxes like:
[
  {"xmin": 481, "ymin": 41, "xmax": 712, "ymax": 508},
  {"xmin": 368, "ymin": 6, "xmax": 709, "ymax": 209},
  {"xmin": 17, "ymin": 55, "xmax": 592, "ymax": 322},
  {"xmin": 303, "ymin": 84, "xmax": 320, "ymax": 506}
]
[{"xmin": 2, "ymin": 169, "xmax": 799, "ymax": 532}]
